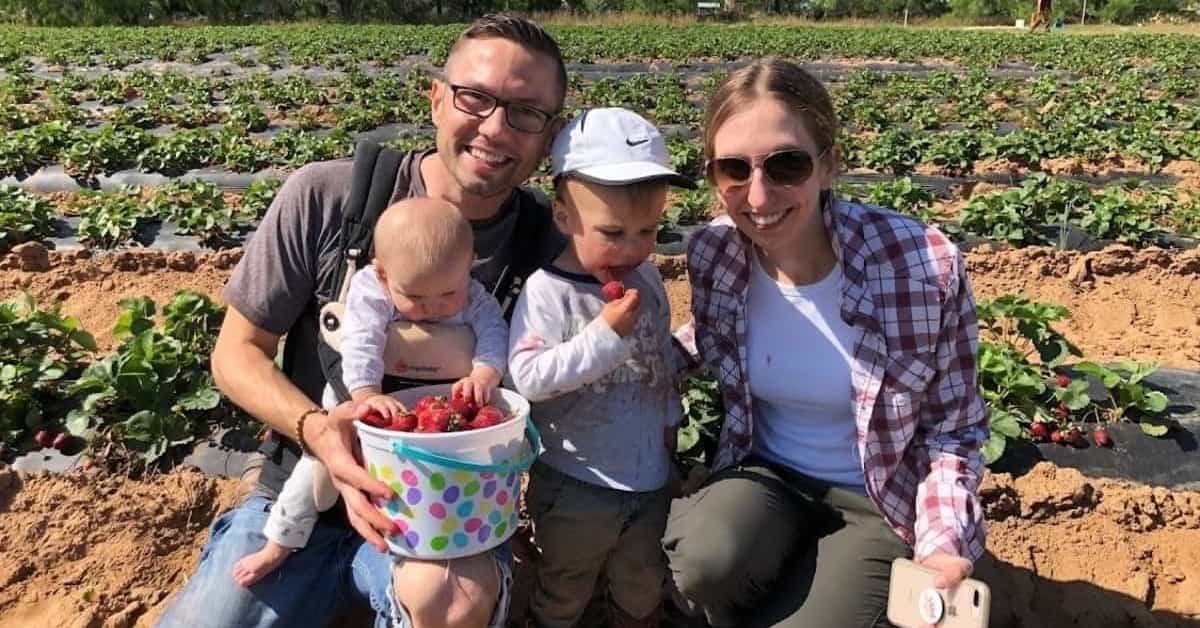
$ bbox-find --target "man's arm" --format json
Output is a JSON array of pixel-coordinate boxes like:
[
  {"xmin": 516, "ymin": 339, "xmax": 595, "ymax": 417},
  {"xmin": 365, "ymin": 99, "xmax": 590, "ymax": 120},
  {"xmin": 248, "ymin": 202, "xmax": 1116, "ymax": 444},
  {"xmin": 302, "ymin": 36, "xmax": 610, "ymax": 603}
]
[{"xmin": 213, "ymin": 303, "xmax": 397, "ymax": 551}]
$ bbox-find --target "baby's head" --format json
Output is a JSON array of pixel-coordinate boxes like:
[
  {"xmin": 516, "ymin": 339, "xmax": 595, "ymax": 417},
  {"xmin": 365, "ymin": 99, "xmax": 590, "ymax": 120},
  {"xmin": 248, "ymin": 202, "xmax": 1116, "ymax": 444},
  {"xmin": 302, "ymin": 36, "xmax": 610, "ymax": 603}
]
[
  {"xmin": 550, "ymin": 108, "xmax": 695, "ymax": 283},
  {"xmin": 373, "ymin": 197, "xmax": 473, "ymax": 322}
]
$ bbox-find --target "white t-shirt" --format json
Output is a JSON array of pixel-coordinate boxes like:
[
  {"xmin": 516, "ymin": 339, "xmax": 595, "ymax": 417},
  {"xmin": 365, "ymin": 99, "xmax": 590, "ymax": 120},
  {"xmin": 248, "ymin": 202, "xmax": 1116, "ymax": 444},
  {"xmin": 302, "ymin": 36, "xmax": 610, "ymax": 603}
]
[{"xmin": 745, "ymin": 252, "xmax": 865, "ymax": 491}]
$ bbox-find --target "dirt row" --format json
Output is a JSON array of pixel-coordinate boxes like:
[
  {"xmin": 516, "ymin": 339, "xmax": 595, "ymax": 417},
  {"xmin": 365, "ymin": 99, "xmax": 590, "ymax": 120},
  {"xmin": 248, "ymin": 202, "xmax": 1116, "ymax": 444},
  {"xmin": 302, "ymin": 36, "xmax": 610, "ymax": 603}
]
[
  {"xmin": 4, "ymin": 242, "xmax": 1197, "ymax": 368},
  {"xmin": 2, "ymin": 462, "xmax": 1198, "ymax": 628}
]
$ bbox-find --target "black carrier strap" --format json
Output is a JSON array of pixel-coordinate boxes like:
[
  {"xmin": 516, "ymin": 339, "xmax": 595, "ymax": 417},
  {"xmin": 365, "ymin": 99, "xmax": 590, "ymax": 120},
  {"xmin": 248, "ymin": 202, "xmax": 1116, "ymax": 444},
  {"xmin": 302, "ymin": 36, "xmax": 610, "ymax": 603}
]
[{"xmin": 317, "ymin": 140, "xmax": 409, "ymax": 403}]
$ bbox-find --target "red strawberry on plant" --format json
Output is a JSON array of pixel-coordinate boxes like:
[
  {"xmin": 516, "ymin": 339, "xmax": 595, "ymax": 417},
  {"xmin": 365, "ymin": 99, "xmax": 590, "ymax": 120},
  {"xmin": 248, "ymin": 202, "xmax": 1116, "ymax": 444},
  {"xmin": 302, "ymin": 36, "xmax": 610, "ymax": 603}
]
[
  {"xmin": 1093, "ymin": 427, "xmax": 1112, "ymax": 448},
  {"xmin": 390, "ymin": 413, "xmax": 418, "ymax": 432},
  {"xmin": 51, "ymin": 433, "xmax": 69, "ymax": 451},
  {"xmin": 1030, "ymin": 422, "xmax": 1050, "ymax": 442},
  {"xmin": 601, "ymin": 281, "xmax": 625, "ymax": 302},
  {"xmin": 1055, "ymin": 374, "xmax": 1071, "ymax": 388},
  {"xmin": 417, "ymin": 408, "xmax": 452, "ymax": 433},
  {"xmin": 1054, "ymin": 404, "xmax": 1070, "ymax": 420},
  {"xmin": 33, "ymin": 429, "xmax": 52, "ymax": 449},
  {"xmin": 449, "ymin": 394, "xmax": 478, "ymax": 419},
  {"xmin": 1065, "ymin": 427, "xmax": 1084, "ymax": 447},
  {"xmin": 1050, "ymin": 430, "xmax": 1066, "ymax": 445},
  {"xmin": 470, "ymin": 406, "xmax": 507, "ymax": 430}
]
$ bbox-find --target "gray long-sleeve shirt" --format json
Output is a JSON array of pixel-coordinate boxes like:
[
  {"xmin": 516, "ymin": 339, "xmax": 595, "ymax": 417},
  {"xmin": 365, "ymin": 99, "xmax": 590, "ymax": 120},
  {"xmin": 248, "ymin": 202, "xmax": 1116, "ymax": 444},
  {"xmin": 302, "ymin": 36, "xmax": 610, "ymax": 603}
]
[{"xmin": 507, "ymin": 261, "xmax": 682, "ymax": 492}]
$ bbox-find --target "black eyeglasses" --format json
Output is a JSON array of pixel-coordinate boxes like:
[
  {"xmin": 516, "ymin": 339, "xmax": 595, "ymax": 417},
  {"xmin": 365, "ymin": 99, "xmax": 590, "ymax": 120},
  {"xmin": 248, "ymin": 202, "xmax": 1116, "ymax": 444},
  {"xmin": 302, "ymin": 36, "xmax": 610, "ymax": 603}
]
[
  {"xmin": 705, "ymin": 147, "xmax": 830, "ymax": 192},
  {"xmin": 446, "ymin": 83, "xmax": 558, "ymax": 134}
]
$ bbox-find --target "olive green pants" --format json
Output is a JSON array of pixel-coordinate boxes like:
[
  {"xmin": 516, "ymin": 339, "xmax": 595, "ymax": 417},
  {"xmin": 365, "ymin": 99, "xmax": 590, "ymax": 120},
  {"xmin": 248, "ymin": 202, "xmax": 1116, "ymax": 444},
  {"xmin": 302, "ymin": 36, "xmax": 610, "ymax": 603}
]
[{"xmin": 663, "ymin": 458, "xmax": 911, "ymax": 628}]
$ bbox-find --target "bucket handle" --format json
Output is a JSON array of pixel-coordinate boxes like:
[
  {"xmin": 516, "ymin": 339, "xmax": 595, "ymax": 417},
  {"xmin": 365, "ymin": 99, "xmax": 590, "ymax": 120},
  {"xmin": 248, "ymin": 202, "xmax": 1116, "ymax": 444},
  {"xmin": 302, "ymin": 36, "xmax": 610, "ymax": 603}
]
[{"xmin": 391, "ymin": 419, "xmax": 542, "ymax": 475}]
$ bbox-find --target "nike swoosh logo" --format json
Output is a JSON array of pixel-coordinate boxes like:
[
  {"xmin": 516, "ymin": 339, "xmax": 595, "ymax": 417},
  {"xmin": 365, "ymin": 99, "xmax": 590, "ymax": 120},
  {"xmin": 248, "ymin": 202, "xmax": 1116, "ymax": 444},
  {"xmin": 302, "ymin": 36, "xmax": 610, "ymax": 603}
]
[{"xmin": 626, "ymin": 138, "xmax": 649, "ymax": 146}]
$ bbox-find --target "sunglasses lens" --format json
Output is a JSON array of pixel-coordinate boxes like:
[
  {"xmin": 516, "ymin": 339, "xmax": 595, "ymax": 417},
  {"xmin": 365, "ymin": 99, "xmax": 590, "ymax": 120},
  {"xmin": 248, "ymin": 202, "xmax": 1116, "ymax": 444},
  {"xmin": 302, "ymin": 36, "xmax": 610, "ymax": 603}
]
[
  {"xmin": 763, "ymin": 150, "xmax": 814, "ymax": 186},
  {"xmin": 711, "ymin": 157, "xmax": 752, "ymax": 188}
]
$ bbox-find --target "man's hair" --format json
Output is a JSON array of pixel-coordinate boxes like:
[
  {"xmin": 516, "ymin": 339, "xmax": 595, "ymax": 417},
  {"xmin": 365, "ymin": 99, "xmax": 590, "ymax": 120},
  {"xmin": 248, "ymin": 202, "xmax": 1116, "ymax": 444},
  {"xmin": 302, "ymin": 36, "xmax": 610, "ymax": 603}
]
[{"xmin": 449, "ymin": 13, "xmax": 567, "ymax": 106}]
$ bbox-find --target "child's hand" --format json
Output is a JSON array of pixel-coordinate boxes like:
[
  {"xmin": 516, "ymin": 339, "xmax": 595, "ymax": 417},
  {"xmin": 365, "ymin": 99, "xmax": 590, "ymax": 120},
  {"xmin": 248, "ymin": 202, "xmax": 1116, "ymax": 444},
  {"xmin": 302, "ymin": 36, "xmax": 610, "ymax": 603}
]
[
  {"xmin": 362, "ymin": 393, "xmax": 407, "ymax": 419},
  {"xmin": 599, "ymin": 288, "xmax": 640, "ymax": 337},
  {"xmin": 452, "ymin": 365, "xmax": 501, "ymax": 405}
]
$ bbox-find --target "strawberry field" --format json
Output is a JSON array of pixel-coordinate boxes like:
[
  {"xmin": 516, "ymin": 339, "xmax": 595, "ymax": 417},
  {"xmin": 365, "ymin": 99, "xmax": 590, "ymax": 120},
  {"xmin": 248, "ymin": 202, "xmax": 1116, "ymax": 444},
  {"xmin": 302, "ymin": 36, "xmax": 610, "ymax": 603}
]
[{"xmin": 2, "ymin": 22, "xmax": 1200, "ymax": 628}]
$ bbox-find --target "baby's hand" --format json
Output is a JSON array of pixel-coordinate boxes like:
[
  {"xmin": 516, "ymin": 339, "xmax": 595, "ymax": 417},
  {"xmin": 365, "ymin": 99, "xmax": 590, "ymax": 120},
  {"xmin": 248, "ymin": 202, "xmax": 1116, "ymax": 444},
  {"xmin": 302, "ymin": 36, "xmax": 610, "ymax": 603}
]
[
  {"xmin": 362, "ymin": 393, "xmax": 407, "ymax": 419},
  {"xmin": 452, "ymin": 365, "xmax": 502, "ymax": 405}
]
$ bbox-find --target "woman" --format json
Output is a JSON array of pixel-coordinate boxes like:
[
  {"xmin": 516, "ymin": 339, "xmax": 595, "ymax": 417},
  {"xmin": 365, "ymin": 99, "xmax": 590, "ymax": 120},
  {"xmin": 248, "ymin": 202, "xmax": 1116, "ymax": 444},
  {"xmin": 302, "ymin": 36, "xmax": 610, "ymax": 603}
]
[{"xmin": 665, "ymin": 58, "xmax": 988, "ymax": 627}]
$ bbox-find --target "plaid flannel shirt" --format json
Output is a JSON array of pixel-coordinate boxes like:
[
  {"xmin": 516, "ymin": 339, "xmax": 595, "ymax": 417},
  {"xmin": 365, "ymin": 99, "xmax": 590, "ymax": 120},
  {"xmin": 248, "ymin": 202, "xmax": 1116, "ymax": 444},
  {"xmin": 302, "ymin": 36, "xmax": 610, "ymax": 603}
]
[{"xmin": 678, "ymin": 195, "xmax": 988, "ymax": 563}]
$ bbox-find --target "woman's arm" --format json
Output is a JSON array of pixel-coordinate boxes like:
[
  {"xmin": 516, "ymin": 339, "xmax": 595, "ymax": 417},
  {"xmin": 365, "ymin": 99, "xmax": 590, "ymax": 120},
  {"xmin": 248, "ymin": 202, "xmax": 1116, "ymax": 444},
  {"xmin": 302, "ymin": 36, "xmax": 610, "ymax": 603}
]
[{"xmin": 912, "ymin": 251, "xmax": 989, "ymax": 566}]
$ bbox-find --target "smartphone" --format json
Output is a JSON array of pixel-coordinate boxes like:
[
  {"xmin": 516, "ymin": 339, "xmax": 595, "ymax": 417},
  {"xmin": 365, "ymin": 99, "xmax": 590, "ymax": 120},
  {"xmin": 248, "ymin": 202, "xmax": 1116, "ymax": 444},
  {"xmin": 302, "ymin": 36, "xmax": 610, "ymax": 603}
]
[{"xmin": 886, "ymin": 558, "xmax": 990, "ymax": 628}]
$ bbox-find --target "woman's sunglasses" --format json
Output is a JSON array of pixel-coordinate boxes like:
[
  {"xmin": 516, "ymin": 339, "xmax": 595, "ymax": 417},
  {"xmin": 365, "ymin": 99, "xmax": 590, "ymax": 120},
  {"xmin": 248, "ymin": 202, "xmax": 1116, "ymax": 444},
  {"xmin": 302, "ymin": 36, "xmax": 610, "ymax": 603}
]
[{"xmin": 706, "ymin": 148, "xmax": 829, "ymax": 192}]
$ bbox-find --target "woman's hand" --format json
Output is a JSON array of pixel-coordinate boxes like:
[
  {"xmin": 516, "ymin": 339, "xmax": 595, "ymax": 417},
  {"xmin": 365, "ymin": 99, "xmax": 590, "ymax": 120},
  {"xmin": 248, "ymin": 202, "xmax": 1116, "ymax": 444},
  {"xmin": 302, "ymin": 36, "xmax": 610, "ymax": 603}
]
[
  {"xmin": 304, "ymin": 402, "xmax": 397, "ymax": 551},
  {"xmin": 918, "ymin": 552, "xmax": 972, "ymax": 590}
]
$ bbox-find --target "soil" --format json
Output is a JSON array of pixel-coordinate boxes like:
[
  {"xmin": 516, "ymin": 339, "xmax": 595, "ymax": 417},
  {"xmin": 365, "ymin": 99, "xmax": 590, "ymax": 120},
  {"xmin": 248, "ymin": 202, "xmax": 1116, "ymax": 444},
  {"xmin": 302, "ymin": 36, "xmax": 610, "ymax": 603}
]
[{"xmin": 3, "ymin": 462, "xmax": 1199, "ymax": 627}]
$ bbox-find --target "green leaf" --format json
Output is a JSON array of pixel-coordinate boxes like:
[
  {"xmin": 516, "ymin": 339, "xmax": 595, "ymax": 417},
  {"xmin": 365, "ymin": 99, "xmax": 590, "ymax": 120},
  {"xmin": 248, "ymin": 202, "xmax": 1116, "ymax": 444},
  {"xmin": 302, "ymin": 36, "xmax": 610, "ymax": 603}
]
[
  {"xmin": 990, "ymin": 411, "xmax": 1023, "ymax": 439},
  {"xmin": 176, "ymin": 384, "xmax": 220, "ymax": 412},
  {"xmin": 65, "ymin": 408, "xmax": 93, "ymax": 436},
  {"xmin": 1141, "ymin": 390, "xmax": 1169, "ymax": 414},
  {"xmin": 982, "ymin": 431, "xmax": 1007, "ymax": 465},
  {"xmin": 1139, "ymin": 421, "xmax": 1171, "ymax": 437}
]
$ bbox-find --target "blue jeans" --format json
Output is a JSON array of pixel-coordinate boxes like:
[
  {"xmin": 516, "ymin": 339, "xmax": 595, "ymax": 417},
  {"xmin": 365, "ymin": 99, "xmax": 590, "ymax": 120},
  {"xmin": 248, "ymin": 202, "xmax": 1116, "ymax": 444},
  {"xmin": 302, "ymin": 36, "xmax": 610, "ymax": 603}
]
[{"xmin": 156, "ymin": 495, "xmax": 512, "ymax": 628}]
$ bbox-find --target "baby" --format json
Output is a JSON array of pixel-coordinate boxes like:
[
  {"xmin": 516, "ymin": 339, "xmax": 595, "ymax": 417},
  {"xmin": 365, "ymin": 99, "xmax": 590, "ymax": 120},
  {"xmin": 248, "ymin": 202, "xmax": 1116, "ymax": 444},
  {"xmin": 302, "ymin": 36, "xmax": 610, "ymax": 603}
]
[{"xmin": 232, "ymin": 197, "xmax": 509, "ymax": 586}]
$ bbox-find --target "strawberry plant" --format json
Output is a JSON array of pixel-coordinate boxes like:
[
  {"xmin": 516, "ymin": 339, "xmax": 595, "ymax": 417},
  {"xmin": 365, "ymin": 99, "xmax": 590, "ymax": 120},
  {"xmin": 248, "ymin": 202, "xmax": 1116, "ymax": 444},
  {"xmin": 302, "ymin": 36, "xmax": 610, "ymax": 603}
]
[
  {"xmin": 136, "ymin": 128, "xmax": 218, "ymax": 176},
  {"xmin": 236, "ymin": 177, "xmax": 283, "ymax": 222},
  {"xmin": 227, "ymin": 101, "xmax": 270, "ymax": 134},
  {"xmin": 861, "ymin": 128, "xmax": 927, "ymax": 175},
  {"xmin": 674, "ymin": 374, "xmax": 724, "ymax": 468},
  {"xmin": 666, "ymin": 183, "xmax": 713, "ymax": 227},
  {"xmin": 1, "ymin": 293, "xmax": 96, "ymax": 449},
  {"xmin": 76, "ymin": 186, "xmax": 145, "ymax": 248},
  {"xmin": 62, "ymin": 124, "xmax": 153, "ymax": 187},
  {"xmin": 865, "ymin": 177, "xmax": 936, "ymax": 223},
  {"xmin": 65, "ymin": 292, "xmax": 227, "ymax": 464},
  {"xmin": 1071, "ymin": 361, "xmax": 1172, "ymax": 436},
  {"xmin": 148, "ymin": 180, "xmax": 241, "ymax": 246},
  {"xmin": 0, "ymin": 185, "xmax": 57, "ymax": 253},
  {"xmin": 1078, "ymin": 186, "xmax": 1162, "ymax": 245}
]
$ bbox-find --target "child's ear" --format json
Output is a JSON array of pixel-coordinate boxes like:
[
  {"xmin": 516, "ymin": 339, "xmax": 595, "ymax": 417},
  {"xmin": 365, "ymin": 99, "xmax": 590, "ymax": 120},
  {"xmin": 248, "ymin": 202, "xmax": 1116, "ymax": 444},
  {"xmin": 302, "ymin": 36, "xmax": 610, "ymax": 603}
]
[
  {"xmin": 374, "ymin": 261, "xmax": 387, "ymax": 284},
  {"xmin": 552, "ymin": 198, "xmax": 572, "ymax": 232}
]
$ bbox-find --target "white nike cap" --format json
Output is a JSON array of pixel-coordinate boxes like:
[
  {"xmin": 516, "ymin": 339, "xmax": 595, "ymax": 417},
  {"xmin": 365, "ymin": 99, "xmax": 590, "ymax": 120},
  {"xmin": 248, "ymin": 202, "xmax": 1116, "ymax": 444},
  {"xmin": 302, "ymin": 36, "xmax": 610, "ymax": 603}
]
[{"xmin": 550, "ymin": 107, "xmax": 696, "ymax": 189}]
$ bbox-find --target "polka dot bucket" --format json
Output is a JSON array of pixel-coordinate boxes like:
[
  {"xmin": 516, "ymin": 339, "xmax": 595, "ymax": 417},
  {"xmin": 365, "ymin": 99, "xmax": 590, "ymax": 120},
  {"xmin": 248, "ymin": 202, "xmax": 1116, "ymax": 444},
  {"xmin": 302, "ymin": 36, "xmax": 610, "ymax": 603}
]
[{"xmin": 354, "ymin": 384, "xmax": 540, "ymax": 559}]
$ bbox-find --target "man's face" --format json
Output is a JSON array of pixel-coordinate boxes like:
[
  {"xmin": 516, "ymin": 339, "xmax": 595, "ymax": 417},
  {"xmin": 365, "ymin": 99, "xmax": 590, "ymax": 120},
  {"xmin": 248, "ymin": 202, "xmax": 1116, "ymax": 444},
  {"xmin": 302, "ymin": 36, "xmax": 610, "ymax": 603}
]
[{"xmin": 430, "ymin": 37, "xmax": 563, "ymax": 200}]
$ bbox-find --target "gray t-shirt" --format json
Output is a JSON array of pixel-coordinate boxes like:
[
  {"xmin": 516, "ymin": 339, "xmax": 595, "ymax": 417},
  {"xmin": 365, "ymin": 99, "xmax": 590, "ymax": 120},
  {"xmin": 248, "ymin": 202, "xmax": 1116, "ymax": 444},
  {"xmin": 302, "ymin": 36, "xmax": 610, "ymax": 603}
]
[{"xmin": 224, "ymin": 149, "xmax": 563, "ymax": 500}]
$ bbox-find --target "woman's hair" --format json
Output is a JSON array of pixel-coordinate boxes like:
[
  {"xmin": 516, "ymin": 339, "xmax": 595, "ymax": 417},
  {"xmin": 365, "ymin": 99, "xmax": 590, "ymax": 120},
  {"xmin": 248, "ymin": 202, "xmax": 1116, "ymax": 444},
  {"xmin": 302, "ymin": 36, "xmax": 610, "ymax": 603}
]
[{"xmin": 702, "ymin": 58, "xmax": 839, "ymax": 167}]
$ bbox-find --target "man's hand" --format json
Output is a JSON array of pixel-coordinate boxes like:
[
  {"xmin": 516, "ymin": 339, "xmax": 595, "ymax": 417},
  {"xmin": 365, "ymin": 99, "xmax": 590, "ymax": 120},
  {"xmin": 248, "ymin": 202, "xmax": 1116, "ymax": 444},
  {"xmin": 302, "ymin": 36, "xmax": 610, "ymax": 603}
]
[
  {"xmin": 599, "ymin": 288, "xmax": 640, "ymax": 337},
  {"xmin": 303, "ymin": 402, "xmax": 397, "ymax": 551}
]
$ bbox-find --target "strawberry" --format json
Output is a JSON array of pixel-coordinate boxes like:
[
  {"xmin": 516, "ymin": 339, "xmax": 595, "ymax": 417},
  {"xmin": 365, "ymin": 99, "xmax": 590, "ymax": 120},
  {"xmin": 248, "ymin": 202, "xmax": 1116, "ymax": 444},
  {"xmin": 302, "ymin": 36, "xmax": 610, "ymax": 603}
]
[
  {"xmin": 1055, "ymin": 374, "xmax": 1071, "ymax": 388},
  {"xmin": 417, "ymin": 408, "xmax": 452, "ymax": 433},
  {"xmin": 361, "ymin": 410, "xmax": 390, "ymax": 429},
  {"xmin": 1030, "ymin": 422, "xmax": 1050, "ymax": 442},
  {"xmin": 1054, "ymin": 404, "xmax": 1070, "ymax": 420},
  {"xmin": 470, "ymin": 406, "xmax": 507, "ymax": 430},
  {"xmin": 601, "ymin": 280, "xmax": 625, "ymax": 302},
  {"xmin": 1093, "ymin": 427, "xmax": 1112, "ymax": 448},
  {"xmin": 33, "ymin": 429, "xmax": 52, "ymax": 449},
  {"xmin": 51, "ymin": 432, "xmax": 69, "ymax": 451},
  {"xmin": 1065, "ymin": 427, "xmax": 1084, "ymax": 447},
  {"xmin": 414, "ymin": 395, "xmax": 445, "ymax": 415},
  {"xmin": 1050, "ymin": 429, "xmax": 1066, "ymax": 445},
  {"xmin": 390, "ymin": 413, "xmax": 418, "ymax": 432},
  {"xmin": 449, "ymin": 394, "xmax": 479, "ymax": 420}
]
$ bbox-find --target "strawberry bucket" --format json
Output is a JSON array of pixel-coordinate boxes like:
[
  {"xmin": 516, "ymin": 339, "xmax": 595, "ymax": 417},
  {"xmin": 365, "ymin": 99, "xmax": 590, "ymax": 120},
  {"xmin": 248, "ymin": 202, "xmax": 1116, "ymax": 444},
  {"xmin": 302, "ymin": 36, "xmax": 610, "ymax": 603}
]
[{"xmin": 354, "ymin": 384, "xmax": 540, "ymax": 559}]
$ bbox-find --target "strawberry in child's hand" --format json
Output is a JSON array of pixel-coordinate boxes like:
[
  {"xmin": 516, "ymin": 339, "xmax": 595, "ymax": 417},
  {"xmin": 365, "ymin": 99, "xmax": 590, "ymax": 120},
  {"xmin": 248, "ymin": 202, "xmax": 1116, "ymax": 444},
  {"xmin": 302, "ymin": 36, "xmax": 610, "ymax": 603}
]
[
  {"xmin": 1093, "ymin": 427, "xmax": 1112, "ymax": 448},
  {"xmin": 390, "ymin": 413, "xmax": 418, "ymax": 432},
  {"xmin": 449, "ymin": 394, "xmax": 479, "ymax": 420},
  {"xmin": 417, "ymin": 408, "xmax": 452, "ymax": 433},
  {"xmin": 601, "ymin": 281, "xmax": 625, "ymax": 302},
  {"xmin": 361, "ymin": 410, "xmax": 389, "ymax": 429},
  {"xmin": 1030, "ymin": 422, "xmax": 1050, "ymax": 442},
  {"xmin": 470, "ymin": 405, "xmax": 507, "ymax": 430}
]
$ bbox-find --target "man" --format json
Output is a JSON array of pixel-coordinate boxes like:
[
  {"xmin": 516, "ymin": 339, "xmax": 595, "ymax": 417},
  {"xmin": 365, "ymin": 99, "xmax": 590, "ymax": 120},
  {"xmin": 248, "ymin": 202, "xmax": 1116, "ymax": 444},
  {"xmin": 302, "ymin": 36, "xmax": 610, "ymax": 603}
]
[{"xmin": 156, "ymin": 14, "xmax": 567, "ymax": 628}]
